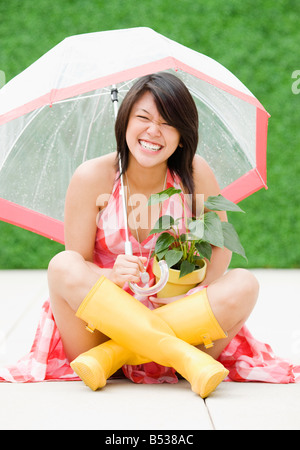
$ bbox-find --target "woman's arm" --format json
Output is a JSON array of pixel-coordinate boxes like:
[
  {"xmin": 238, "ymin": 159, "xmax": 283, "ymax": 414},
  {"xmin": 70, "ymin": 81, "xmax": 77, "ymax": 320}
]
[
  {"xmin": 64, "ymin": 157, "xmax": 114, "ymax": 277},
  {"xmin": 64, "ymin": 156, "xmax": 147, "ymax": 286},
  {"xmin": 193, "ymin": 155, "xmax": 232, "ymax": 285},
  {"xmin": 199, "ymin": 245, "xmax": 231, "ymax": 286}
]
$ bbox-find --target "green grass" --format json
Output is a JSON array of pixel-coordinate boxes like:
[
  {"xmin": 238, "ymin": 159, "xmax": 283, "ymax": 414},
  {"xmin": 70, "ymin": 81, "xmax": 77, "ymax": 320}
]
[{"xmin": 0, "ymin": 0, "xmax": 299, "ymax": 268}]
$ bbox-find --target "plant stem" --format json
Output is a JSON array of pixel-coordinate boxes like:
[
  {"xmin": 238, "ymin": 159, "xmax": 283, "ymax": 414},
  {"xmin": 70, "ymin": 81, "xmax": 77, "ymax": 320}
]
[
  {"xmin": 188, "ymin": 241, "xmax": 195, "ymax": 263},
  {"xmin": 179, "ymin": 191, "xmax": 190, "ymax": 259}
]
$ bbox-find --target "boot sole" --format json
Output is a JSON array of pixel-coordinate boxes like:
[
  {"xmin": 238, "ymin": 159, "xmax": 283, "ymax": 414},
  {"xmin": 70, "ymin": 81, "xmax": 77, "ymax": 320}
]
[
  {"xmin": 71, "ymin": 355, "xmax": 107, "ymax": 391},
  {"xmin": 192, "ymin": 367, "xmax": 229, "ymax": 398}
]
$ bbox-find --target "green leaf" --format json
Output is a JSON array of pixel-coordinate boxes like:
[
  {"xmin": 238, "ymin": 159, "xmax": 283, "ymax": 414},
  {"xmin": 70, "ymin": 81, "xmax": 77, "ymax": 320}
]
[
  {"xmin": 179, "ymin": 260, "xmax": 195, "ymax": 278},
  {"xmin": 179, "ymin": 233, "xmax": 187, "ymax": 243},
  {"xmin": 188, "ymin": 218, "xmax": 204, "ymax": 240},
  {"xmin": 204, "ymin": 195, "xmax": 244, "ymax": 213},
  {"xmin": 222, "ymin": 222, "xmax": 247, "ymax": 260},
  {"xmin": 203, "ymin": 212, "xmax": 224, "ymax": 248},
  {"xmin": 148, "ymin": 187, "xmax": 182, "ymax": 206},
  {"xmin": 155, "ymin": 248, "xmax": 169, "ymax": 261},
  {"xmin": 165, "ymin": 249, "xmax": 183, "ymax": 268},
  {"xmin": 195, "ymin": 241, "xmax": 212, "ymax": 261},
  {"xmin": 149, "ymin": 215, "xmax": 175, "ymax": 234},
  {"xmin": 154, "ymin": 232, "xmax": 175, "ymax": 253}
]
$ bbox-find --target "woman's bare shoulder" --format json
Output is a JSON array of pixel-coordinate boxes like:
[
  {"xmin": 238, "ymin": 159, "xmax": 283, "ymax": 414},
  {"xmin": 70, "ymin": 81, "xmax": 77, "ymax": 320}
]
[
  {"xmin": 192, "ymin": 154, "xmax": 221, "ymax": 198},
  {"xmin": 70, "ymin": 152, "xmax": 117, "ymax": 195}
]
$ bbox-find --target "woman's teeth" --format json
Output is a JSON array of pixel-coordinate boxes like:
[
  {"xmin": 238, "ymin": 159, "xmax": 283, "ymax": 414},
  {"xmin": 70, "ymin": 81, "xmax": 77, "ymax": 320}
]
[{"xmin": 139, "ymin": 140, "xmax": 162, "ymax": 152}]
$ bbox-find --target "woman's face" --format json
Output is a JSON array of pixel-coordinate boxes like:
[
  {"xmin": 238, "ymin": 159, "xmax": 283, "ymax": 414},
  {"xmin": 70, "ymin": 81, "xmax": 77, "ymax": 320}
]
[{"xmin": 125, "ymin": 91, "xmax": 181, "ymax": 169}]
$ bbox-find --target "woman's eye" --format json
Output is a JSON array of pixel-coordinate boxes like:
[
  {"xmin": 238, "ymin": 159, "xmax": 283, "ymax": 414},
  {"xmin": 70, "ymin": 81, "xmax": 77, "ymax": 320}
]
[{"xmin": 137, "ymin": 115, "xmax": 149, "ymax": 120}]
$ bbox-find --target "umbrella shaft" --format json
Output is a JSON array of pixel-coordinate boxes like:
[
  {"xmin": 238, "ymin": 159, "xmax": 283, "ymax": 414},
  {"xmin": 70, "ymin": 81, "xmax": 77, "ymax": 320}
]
[
  {"xmin": 111, "ymin": 86, "xmax": 132, "ymax": 255},
  {"xmin": 111, "ymin": 86, "xmax": 119, "ymax": 120}
]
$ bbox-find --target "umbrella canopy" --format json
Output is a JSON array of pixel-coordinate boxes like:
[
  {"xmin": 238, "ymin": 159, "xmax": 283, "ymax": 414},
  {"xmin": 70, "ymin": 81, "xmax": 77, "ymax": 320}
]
[{"xmin": 0, "ymin": 27, "xmax": 269, "ymax": 244}]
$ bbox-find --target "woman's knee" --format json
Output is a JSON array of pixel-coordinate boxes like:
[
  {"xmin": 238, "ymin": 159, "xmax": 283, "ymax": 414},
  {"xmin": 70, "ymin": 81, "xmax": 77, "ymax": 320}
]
[
  {"xmin": 232, "ymin": 268, "xmax": 259, "ymax": 302},
  {"xmin": 208, "ymin": 269, "xmax": 259, "ymax": 330},
  {"xmin": 48, "ymin": 250, "xmax": 85, "ymax": 291},
  {"xmin": 225, "ymin": 268, "xmax": 259, "ymax": 318}
]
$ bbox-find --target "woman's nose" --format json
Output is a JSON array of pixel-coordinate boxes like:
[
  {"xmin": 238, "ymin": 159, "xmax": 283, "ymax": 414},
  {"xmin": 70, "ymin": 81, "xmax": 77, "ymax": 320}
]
[{"xmin": 146, "ymin": 120, "xmax": 161, "ymax": 136}]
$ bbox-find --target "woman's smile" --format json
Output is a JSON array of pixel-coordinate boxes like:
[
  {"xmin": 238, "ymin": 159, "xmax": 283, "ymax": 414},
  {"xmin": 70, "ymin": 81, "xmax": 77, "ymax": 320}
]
[{"xmin": 138, "ymin": 139, "xmax": 164, "ymax": 153}]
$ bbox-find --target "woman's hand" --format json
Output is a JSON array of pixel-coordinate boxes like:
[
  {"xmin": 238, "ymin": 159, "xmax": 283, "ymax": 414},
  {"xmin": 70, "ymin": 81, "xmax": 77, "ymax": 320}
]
[{"xmin": 109, "ymin": 254, "xmax": 147, "ymax": 288}]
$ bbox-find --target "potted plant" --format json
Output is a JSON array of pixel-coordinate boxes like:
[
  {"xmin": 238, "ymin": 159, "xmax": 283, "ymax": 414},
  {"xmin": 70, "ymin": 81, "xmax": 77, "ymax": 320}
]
[{"xmin": 148, "ymin": 188, "xmax": 246, "ymax": 298}]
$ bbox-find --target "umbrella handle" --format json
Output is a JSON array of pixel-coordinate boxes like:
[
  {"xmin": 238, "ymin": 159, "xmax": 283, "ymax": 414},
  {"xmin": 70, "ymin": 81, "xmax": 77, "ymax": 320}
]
[{"xmin": 129, "ymin": 260, "xmax": 169, "ymax": 297}]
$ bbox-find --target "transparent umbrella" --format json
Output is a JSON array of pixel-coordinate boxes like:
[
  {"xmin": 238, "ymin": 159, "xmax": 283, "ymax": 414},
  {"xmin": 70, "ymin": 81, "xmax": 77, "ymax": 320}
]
[{"xmin": 0, "ymin": 27, "xmax": 269, "ymax": 245}]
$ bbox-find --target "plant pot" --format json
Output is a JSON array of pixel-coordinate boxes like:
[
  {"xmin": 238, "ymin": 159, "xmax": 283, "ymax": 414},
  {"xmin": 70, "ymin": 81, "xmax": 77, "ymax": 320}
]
[{"xmin": 152, "ymin": 257, "xmax": 207, "ymax": 298}]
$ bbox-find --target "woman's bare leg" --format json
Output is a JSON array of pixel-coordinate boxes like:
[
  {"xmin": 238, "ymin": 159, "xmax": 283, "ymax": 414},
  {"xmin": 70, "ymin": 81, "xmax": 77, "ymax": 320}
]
[
  {"xmin": 47, "ymin": 250, "xmax": 109, "ymax": 362},
  {"xmin": 197, "ymin": 268, "xmax": 259, "ymax": 359}
]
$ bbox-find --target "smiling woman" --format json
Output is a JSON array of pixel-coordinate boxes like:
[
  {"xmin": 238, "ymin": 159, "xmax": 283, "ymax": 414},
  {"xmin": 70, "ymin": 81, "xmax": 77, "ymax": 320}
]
[
  {"xmin": 44, "ymin": 72, "xmax": 237, "ymax": 398},
  {"xmin": 44, "ymin": 72, "xmax": 261, "ymax": 398},
  {"xmin": 0, "ymin": 72, "xmax": 267, "ymax": 398}
]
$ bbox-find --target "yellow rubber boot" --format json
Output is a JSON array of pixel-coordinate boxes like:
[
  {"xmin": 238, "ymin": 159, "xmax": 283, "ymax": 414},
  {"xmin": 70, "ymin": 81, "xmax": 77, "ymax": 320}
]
[
  {"xmin": 73, "ymin": 276, "xmax": 228, "ymax": 398},
  {"xmin": 71, "ymin": 288, "xmax": 227, "ymax": 390},
  {"xmin": 71, "ymin": 340, "xmax": 138, "ymax": 391},
  {"xmin": 156, "ymin": 288, "xmax": 227, "ymax": 349}
]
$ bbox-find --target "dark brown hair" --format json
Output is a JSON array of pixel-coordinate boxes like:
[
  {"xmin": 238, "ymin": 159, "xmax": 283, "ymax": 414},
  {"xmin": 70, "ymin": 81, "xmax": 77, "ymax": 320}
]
[{"xmin": 115, "ymin": 72, "xmax": 199, "ymax": 195}]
